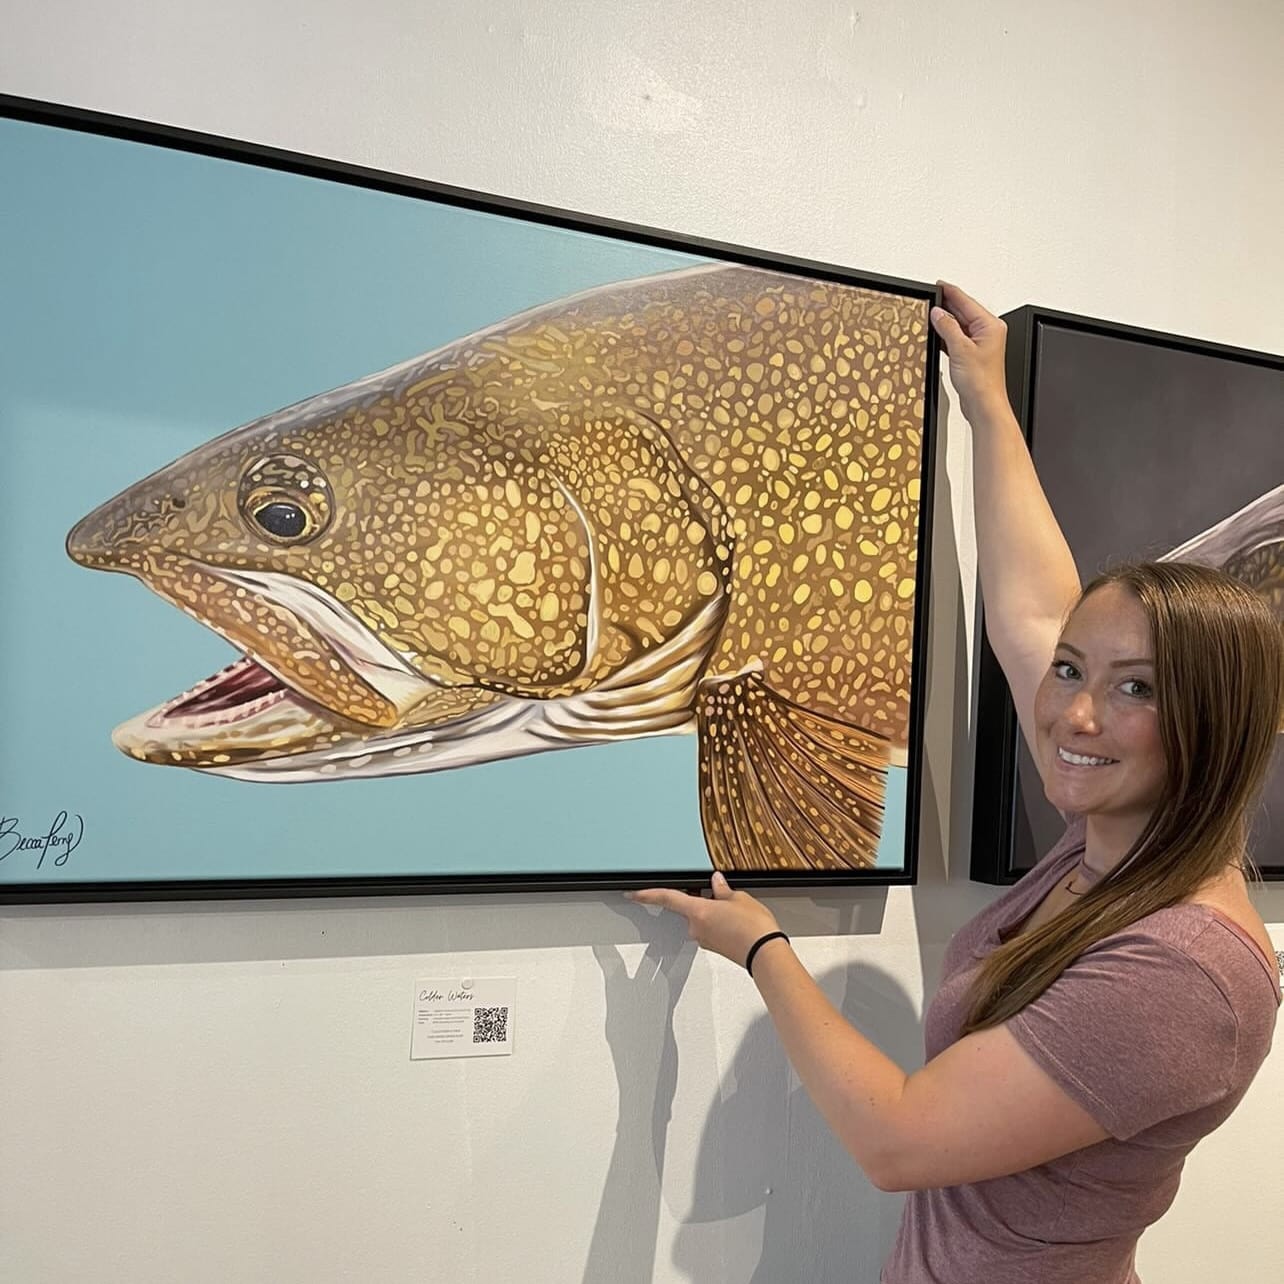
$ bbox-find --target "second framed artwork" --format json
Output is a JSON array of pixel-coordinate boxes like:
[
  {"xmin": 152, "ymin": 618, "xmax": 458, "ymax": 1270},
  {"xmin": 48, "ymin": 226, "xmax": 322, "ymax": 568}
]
[
  {"xmin": 0, "ymin": 96, "xmax": 939, "ymax": 901},
  {"xmin": 972, "ymin": 307, "xmax": 1284, "ymax": 882}
]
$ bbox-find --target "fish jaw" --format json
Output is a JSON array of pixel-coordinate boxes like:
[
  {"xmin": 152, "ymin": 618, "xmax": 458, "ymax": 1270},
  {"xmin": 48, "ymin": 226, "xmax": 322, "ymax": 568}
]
[
  {"xmin": 95, "ymin": 556, "xmax": 458, "ymax": 767},
  {"xmin": 200, "ymin": 591, "xmax": 726, "ymax": 782}
]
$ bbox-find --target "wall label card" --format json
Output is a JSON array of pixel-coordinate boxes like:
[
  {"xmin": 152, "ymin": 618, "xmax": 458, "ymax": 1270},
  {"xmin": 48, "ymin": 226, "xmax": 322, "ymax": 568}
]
[{"xmin": 411, "ymin": 976, "xmax": 515, "ymax": 1060}]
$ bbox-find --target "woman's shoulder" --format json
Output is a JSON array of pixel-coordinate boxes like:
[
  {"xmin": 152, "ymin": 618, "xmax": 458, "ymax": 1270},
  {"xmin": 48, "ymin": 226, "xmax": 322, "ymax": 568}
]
[{"xmin": 1080, "ymin": 901, "xmax": 1281, "ymax": 1045}]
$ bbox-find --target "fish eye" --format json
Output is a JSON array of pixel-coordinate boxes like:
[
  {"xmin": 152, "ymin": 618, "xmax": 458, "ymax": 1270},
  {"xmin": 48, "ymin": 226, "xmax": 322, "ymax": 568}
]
[
  {"xmin": 253, "ymin": 501, "xmax": 309, "ymax": 539},
  {"xmin": 238, "ymin": 454, "xmax": 333, "ymax": 545}
]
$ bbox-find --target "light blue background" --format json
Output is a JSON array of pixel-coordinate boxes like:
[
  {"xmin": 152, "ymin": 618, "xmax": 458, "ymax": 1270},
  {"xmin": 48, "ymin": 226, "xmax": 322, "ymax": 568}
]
[{"xmin": 0, "ymin": 117, "xmax": 908, "ymax": 885}]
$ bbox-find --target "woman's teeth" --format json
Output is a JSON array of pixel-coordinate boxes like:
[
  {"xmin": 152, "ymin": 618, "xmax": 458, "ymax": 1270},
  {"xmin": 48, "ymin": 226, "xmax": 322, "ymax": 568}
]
[{"xmin": 1058, "ymin": 747, "xmax": 1118, "ymax": 767}]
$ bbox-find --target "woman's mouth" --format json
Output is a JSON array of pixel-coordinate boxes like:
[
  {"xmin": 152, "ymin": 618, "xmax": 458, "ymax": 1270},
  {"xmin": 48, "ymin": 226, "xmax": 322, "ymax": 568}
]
[{"xmin": 1057, "ymin": 746, "xmax": 1118, "ymax": 767}]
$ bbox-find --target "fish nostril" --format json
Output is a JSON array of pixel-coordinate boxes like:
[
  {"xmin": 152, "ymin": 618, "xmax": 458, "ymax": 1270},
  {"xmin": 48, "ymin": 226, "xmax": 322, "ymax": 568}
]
[{"xmin": 171, "ymin": 496, "xmax": 187, "ymax": 511}]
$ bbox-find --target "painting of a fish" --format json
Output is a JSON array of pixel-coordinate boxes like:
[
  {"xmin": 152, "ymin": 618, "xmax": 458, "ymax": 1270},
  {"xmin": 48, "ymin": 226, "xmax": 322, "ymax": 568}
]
[
  {"xmin": 66, "ymin": 264, "xmax": 930, "ymax": 873},
  {"xmin": 0, "ymin": 98, "xmax": 937, "ymax": 897}
]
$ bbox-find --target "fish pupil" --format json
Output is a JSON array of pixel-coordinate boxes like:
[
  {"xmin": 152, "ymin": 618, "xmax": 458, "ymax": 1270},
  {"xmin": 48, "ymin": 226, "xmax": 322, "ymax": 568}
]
[{"xmin": 255, "ymin": 501, "xmax": 307, "ymax": 538}]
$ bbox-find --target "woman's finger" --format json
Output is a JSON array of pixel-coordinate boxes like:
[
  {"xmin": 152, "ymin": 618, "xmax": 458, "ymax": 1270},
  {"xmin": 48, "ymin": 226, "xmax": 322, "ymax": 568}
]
[
  {"xmin": 937, "ymin": 280, "xmax": 993, "ymax": 327},
  {"xmin": 711, "ymin": 871, "xmax": 734, "ymax": 900},
  {"xmin": 627, "ymin": 887, "xmax": 698, "ymax": 916},
  {"xmin": 930, "ymin": 305, "xmax": 968, "ymax": 350}
]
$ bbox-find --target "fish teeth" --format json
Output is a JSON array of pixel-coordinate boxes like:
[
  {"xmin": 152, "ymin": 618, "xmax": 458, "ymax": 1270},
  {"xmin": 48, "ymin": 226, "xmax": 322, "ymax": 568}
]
[{"xmin": 1057, "ymin": 746, "xmax": 1117, "ymax": 767}]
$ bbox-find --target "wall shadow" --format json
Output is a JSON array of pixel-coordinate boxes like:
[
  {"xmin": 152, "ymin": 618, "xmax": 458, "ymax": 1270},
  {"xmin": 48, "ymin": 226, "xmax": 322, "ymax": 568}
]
[
  {"xmin": 582, "ymin": 909, "xmax": 695, "ymax": 1284},
  {"xmin": 670, "ymin": 961, "xmax": 922, "ymax": 1284}
]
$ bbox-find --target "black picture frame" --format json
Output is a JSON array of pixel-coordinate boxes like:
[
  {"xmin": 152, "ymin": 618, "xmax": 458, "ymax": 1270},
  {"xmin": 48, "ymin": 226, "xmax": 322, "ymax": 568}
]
[
  {"xmin": 971, "ymin": 305, "xmax": 1284, "ymax": 883},
  {"xmin": 0, "ymin": 94, "xmax": 941, "ymax": 903}
]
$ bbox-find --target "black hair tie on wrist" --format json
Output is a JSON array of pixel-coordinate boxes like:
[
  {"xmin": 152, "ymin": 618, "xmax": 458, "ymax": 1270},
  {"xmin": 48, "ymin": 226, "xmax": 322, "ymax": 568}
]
[{"xmin": 745, "ymin": 930, "xmax": 790, "ymax": 977}]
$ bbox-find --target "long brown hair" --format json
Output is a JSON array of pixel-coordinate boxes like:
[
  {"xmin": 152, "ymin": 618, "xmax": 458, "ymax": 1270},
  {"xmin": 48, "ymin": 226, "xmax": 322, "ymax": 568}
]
[{"xmin": 963, "ymin": 561, "xmax": 1284, "ymax": 1035}]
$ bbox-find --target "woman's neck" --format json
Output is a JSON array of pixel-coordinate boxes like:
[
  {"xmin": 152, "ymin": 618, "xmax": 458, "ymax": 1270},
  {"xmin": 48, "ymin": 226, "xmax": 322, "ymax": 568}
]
[{"xmin": 1081, "ymin": 812, "xmax": 1150, "ymax": 879}]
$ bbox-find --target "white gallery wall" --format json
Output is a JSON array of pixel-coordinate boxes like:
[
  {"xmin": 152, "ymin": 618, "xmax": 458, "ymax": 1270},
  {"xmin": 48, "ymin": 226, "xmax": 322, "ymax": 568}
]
[{"xmin": 2, "ymin": 3, "xmax": 1281, "ymax": 1281}]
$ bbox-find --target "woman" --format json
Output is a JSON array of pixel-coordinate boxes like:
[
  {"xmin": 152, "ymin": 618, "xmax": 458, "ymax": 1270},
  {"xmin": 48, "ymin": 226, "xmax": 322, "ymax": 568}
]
[{"xmin": 628, "ymin": 283, "xmax": 1283, "ymax": 1283}]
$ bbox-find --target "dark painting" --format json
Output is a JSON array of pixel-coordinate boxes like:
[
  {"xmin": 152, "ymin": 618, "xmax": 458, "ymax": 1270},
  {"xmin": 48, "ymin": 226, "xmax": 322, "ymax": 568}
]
[{"xmin": 972, "ymin": 311, "xmax": 1283, "ymax": 881}]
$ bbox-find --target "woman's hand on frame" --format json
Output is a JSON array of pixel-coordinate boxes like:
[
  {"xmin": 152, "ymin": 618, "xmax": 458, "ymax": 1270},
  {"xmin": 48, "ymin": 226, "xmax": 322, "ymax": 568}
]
[{"xmin": 628, "ymin": 873, "xmax": 781, "ymax": 970}]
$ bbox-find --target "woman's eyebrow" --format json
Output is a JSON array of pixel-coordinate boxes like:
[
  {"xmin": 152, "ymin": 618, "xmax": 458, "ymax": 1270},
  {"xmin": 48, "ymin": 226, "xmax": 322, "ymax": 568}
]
[{"xmin": 1055, "ymin": 642, "xmax": 1154, "ymax": 667}]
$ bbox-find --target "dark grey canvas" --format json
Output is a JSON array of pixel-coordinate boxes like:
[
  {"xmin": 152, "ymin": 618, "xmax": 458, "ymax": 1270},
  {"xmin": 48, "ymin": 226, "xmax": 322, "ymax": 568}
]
[{"xmin": 1011, "ymin": 323, "xmax": 1284, "ymax": 871}]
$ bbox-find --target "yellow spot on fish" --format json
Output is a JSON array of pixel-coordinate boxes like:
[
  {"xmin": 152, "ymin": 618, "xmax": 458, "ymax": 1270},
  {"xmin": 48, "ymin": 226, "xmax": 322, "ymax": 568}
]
[
  {"xmin": 696, "ymin": 571, "xmax": 719, "ymax": 596},
  {"xmin": 854, "ymin": 580, "xmax": 873, "ymax": 603},
  {"xmin": 511, "ymin": 552, "xmax": 536, "ymax": 584}
]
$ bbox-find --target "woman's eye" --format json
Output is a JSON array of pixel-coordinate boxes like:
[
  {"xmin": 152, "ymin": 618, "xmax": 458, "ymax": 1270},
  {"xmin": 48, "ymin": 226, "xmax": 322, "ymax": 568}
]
[
  {"xmin": 1120, "ymin": 679, "xmax": 1153, "ymax": 699},
  {"xmin": 1051, "ymin": 660, "xmax": 1080, "ymax": 680}
]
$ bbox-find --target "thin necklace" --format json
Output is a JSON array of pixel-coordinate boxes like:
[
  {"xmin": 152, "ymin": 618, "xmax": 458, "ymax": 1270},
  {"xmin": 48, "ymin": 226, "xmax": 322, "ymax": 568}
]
[{"xmin": 1064, "ymin": 855, "xmax": 1111, "ymax": 896}]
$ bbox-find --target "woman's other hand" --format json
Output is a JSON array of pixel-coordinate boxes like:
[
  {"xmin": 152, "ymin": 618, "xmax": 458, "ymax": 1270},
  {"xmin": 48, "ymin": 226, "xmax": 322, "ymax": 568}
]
[
  {"xmin": 930, "ymin": 282, "xmax": 1011, "ymax": 421},
  {"xmin": 628, "ymin": 873, "xmax": 781, "ymax": 969}
]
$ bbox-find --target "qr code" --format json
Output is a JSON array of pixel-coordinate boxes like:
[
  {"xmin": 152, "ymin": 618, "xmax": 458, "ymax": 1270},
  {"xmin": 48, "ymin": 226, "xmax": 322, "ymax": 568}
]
[{"xmin": 473, "ymin": 1006, "xmax": 509, "ymax": 1044}]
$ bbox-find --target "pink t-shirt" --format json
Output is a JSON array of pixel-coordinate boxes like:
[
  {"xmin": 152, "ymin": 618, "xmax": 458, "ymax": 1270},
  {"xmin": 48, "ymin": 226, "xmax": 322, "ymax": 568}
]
[{"xmin": 882, "ymin": 817, "xmax": 1280, "ymax": 1284}]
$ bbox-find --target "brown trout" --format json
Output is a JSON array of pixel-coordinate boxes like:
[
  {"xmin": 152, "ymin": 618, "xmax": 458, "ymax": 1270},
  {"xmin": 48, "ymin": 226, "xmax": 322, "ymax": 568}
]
[{"xmin": 67, "ymin": 265, "xmax": 930, "ymax": 870}]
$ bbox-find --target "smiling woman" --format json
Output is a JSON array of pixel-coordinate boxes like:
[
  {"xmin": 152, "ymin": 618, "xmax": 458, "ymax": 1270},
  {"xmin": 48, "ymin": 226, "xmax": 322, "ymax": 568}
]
[{"xmin": 1035, "ymin": 582, "xmax": 1168, "ymax": 842}]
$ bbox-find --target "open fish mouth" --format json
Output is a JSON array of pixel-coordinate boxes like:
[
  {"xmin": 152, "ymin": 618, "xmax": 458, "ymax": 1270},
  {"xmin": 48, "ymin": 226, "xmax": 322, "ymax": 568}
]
[
  {"xmin": 109, "ymin": 560, "xmax": 501, "ymax": 774},
  {"xmin": 112, "ymin": 560, "xmax": 721, "ymax": 783},
  {"xmin": 114, "ymin": 644, "xmax": 532, "ymax": 782},
  {"xmin": 116, "ymin": 650, "xmax": 356, "ymax": 768}
]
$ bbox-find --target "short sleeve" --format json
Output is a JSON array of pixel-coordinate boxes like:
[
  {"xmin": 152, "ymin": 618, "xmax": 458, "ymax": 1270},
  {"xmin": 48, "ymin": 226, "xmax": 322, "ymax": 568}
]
[{"xmin": 1006, "ymin": 932, "xmax": 1239, "ymax": 1140}]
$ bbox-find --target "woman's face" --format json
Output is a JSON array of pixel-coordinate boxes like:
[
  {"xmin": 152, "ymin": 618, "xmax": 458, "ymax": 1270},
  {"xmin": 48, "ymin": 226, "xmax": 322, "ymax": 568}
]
[{"xmin": 1034, "ymin": 583, "xmax": 1168, "ymax": 836}]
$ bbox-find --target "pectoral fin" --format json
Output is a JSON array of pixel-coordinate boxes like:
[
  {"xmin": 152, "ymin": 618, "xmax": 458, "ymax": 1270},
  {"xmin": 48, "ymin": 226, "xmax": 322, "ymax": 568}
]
[{"xmin": 696, "ymin": 672, "xmax": 893, "ymax": 870}]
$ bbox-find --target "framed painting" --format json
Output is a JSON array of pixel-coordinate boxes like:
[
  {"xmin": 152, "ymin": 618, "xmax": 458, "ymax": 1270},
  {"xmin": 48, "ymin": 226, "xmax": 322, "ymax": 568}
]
[
  {"xmin": 971, "ymin": 306, "xmax": 1283, "ymax": 883},
  {"xmin": 0, "ymin": 95, "xmax": 939, "ymax": 902}
]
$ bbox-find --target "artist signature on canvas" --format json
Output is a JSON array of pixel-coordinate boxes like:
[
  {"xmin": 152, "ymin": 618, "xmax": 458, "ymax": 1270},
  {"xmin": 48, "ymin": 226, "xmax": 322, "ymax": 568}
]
[{"xmin": 0, "ymin": 811, "xmax": 84, "ymax": 868}]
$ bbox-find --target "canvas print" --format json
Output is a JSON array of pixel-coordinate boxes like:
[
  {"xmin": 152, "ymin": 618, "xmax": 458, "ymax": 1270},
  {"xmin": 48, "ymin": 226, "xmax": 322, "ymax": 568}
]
[
  {"xmin": 971, "ymin": 310, "xmax": 1284, "ymax": 882},
  {"xmin": 0, "ymin": 98, "xmax": 936, "ymax": 899}
]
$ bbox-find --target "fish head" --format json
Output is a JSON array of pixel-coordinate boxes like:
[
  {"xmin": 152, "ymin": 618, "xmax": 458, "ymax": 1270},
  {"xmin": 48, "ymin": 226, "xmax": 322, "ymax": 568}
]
[{"xmin": 65, "ymin": 381, "xmax": 605, "ymax": 774}]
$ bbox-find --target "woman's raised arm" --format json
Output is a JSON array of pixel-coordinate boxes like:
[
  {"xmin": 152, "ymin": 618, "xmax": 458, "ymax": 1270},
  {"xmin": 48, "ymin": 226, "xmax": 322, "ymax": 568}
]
[{"xmin": 931, "ymin": 283, "xmax": 1081, "ymax": 759}]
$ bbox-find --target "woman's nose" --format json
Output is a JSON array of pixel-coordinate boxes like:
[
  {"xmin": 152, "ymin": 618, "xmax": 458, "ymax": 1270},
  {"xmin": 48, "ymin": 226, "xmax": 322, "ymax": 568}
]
[{"xmin": 1063, "ymin": 690, "xmax": 1100, "ymax": 733}]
